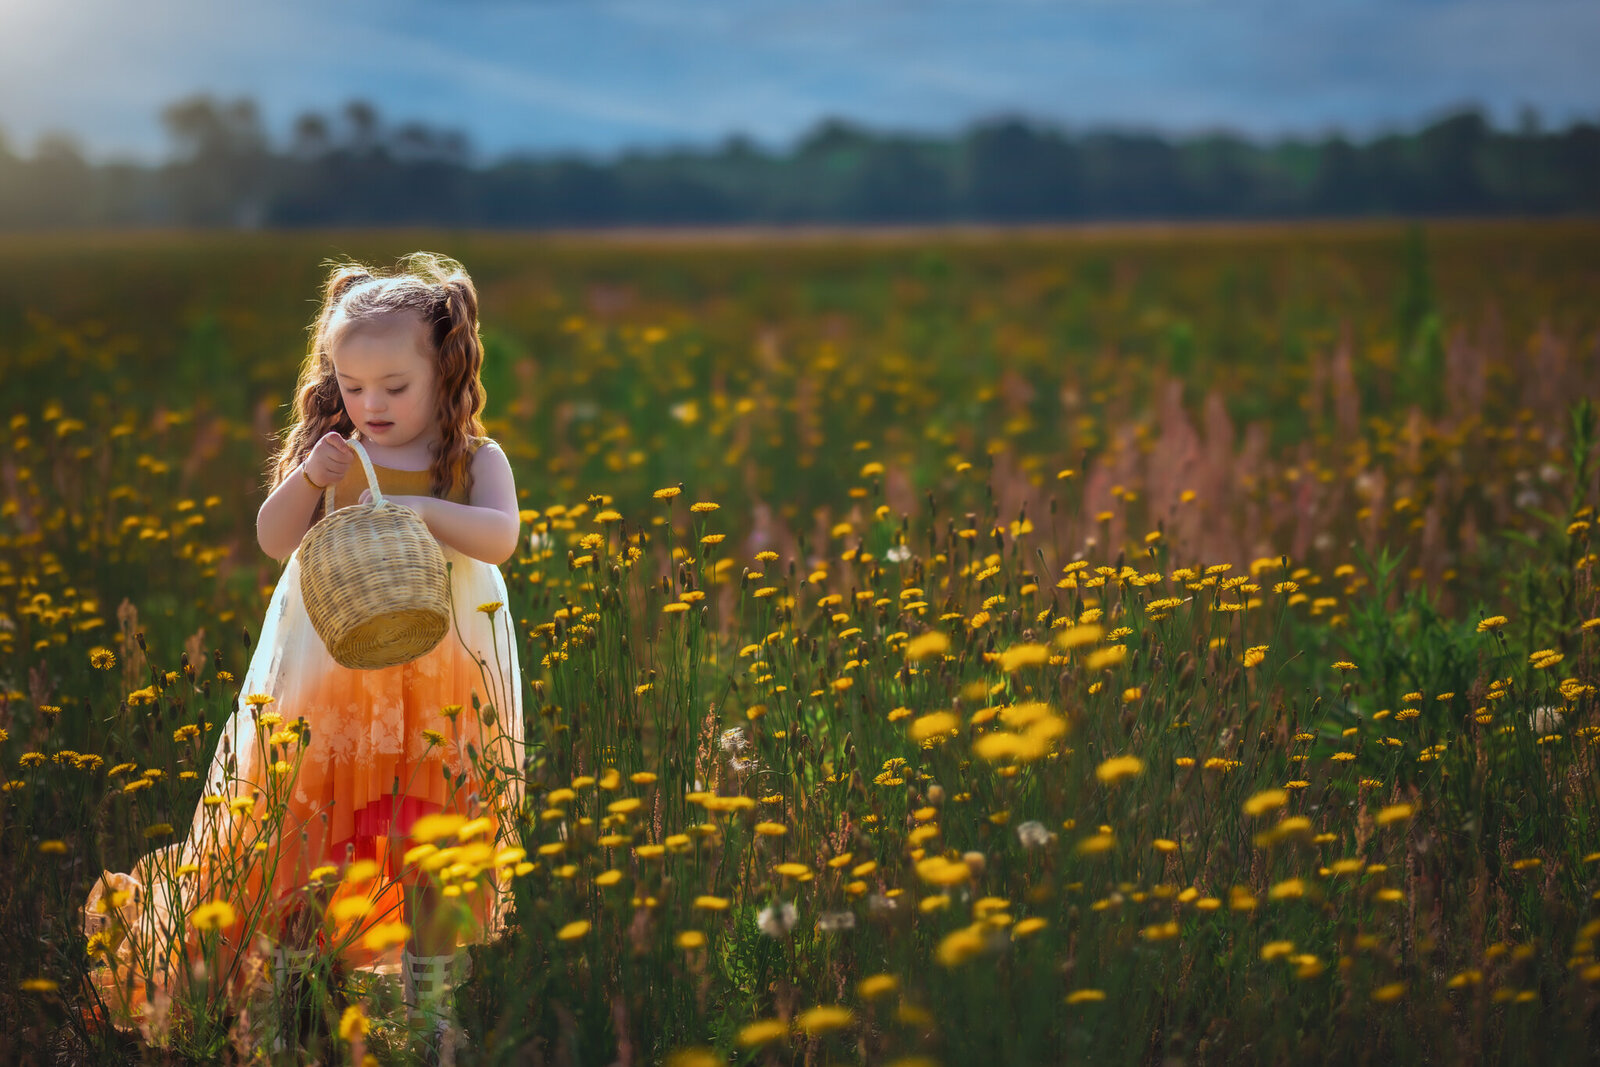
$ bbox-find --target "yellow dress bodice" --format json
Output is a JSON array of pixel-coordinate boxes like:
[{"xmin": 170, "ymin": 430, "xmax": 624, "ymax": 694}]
[{"xmin": 325, "ymin": 437, "xmax": 487, "ymax": 512}]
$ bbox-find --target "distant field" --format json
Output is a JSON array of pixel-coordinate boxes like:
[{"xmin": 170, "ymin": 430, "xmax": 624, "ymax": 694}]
[{"xmin": 4, "ymin": 221, "xmax": 1600, "ymax": 1063}]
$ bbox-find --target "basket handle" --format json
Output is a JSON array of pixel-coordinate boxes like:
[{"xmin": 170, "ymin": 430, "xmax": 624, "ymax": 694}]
[{"xmin": 323, "ymin": 433, "xmax": 387, "ymax": 514}]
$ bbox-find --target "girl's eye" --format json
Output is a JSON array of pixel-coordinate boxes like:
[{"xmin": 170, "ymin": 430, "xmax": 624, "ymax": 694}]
[
  {"xmin": 388, "ymin": 387, "xmax": 407, "ymax": 395},
  {"xmin": 346, "ymin": 388, "xmax": 361, "ymax": 395}
]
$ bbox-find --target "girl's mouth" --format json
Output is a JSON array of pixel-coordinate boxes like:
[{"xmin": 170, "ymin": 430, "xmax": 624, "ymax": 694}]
[{"xmin": 367, "ymin": 421, "xmax": 393, "ymax": 432}]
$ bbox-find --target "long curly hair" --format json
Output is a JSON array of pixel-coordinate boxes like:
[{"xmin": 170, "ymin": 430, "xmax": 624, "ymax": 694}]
[{"xmin": 267, "ymin": 252, "xmax": 488, "ymax": 516}]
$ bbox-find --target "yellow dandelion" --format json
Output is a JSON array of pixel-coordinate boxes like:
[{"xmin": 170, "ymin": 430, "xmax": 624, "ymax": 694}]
[
  {"xmin": 330, "ymin": 896, "xmax": 373, "ymax": 924},
  {"xmin": 1243, "ymin": 789, "xmax": 1288, "ymax": 817},
  {"xmin": 737, "ymin": 1019, "xmax": 788, "ymax": 1048},
  {"xmin": 1077, "ymin": 831, "xmax": 1115, "ymax": 855},
  {"xmin": 690, "ymin": 502, "xmax": 720, "ymax": 514},
  {"xmin": 1057, "ymin": 623, "xmax": 1103, "ymax": 650},
  {"xmin": 915, "ymin": 855, "xmax": 973, "ymax": 886},
  {"xmin": 1013, "ymin": 917, "xmax": 1048, "ymax": 938},
  {"xmin": 1095, "ymin": 755, "xmax": 1145, "ymax": 785},
  {"xmin": 1293, "ymin": 955, "xmax": 1325, "ymax": 979},
  {"xmin": 1085, "ymin": 645, "xmax": 1128, "ymax": 670},
  {"xmin": 795, "ymin": 1005, "xmax": 854, "ymax": 1034},
  {"xmin": 973, "ymin": 732, "xmax": 1049, "ymax": 763},
  {"xmin": 998, "ymin": 643, "xmax": 1050, "ymax": 672},
  {"xmin": 908, "ymin": 711, "xmax": 960, "ymax": 745},
  {"xmin": 905, "ymin": 630, "xmax": 950, "ymax": 662},
  {"xmin": 1066, "ymin": 989, "xmax": 1106, "ymax": 1004},
  {"xmin": 360, "ymin": 921, "xmax": 411, "ymax": 952},
  {"xmin": 1374, "ymin": 803, "xmax": 1415, "ymax": 826},
  {"xmin": 1261, "ymin": 940, "xmax": 1295, "ymax": 961},
  {"xmin": 345, "ymin": 859, "xmax": 380, "ymax": 883},
  {"xmin": 858, "ymin": 973, "xmax": 900, "ymax": 999},
  {"xmin": 191, "ymin": 899, "xmax": 237, "ymax": 932},
  {"xmin": 557, "ymin": 920, "xmax": 591, "ymax": 941},
  {"xmin": 936, "ymin": 925, "xmax": 988, "ymax": 967},
  {"xmin": 339, "ymin": 1005, "xmax": 369, "ymax": 1042},
  {"xmin": 1269, "ymin": 878, "xmax": 1306, "ymax": 900},
  {"xmin": 411, "ymin": 813, "xmax": 467, "ymax": 843}
]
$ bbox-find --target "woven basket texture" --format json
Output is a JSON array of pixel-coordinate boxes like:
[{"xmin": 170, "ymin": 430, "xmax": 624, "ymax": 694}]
[{"xmin": 297, "ymin": 436, "xmax": 450, "ymax": 670}]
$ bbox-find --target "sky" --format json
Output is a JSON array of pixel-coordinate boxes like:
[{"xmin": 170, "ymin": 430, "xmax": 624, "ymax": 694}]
[{"xmin": 3, "ymin": 0, "xmax": 1598, "ymax": 163}]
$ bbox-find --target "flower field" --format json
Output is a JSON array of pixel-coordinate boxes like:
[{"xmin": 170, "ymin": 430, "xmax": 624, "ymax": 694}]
[{"xmin": 4, "ymin": 221, "xmax": 1600, "ymax": 1063}]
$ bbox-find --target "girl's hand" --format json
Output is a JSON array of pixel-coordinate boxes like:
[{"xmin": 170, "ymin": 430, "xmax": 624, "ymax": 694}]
[
  {"xmin": 304, "ymin": 432, "xmax": 355, "ymax": 489},
  {"xmin": 359, "ymin": 490, "xmax": 432, "ymax": 521}
]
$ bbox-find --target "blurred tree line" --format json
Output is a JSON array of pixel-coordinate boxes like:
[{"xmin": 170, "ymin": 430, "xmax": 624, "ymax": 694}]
[{"xmin": 1, "ymin": 95, "xmax": 1596, "ymax": 228}]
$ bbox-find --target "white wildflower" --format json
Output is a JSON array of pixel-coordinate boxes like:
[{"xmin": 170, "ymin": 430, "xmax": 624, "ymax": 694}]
[
  {"xmin": 757, "ymin": 900, "xmax": 798, "ymax": 938},
  {"xmin": 1529, "ymin": 706, "xmax": 1565, "ymax": 734},
  {"xmin": 815, "ymin": 911, "xmax": 856, "ymax": 933}
]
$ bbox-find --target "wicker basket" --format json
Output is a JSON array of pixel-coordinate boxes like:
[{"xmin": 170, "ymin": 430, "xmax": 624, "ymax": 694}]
[{"xmin": 297, "ymin": 435, "xmax": 450, "ymax": 670}]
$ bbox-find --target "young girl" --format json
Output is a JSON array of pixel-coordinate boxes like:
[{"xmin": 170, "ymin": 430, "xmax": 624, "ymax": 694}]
[{"xmin": 85, "ymin": 253, "xmax": 525, "ymax": 1047}]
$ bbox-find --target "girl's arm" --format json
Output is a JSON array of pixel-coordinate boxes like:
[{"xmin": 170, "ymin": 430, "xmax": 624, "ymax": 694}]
[
  {"xmin": 257, "ymin": 433, "xmax": 356, "ymax": 562},
  {"xmin": 375, "ymin": 443, "xmax": 521, "ymax": 566},
  {"xmin": 257, "ymin": 473, "xmax": 323, "ymax": 563}
]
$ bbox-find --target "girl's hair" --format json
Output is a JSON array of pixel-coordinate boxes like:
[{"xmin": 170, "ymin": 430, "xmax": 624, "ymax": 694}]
[{"xmin": 267, "ymin": 252, "xmax": 488, "ymax": 513}]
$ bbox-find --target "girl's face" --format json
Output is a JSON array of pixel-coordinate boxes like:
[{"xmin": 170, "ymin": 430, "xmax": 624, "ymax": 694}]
[{"xmin": 330, "ymin": 312, "xmax": 439, "ymax": 450}]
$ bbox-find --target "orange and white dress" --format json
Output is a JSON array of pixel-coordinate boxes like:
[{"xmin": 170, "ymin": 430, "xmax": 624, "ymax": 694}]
[{"xmin": 85, "ymin": 437, "xmax": 525, "ymax": 1025}]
